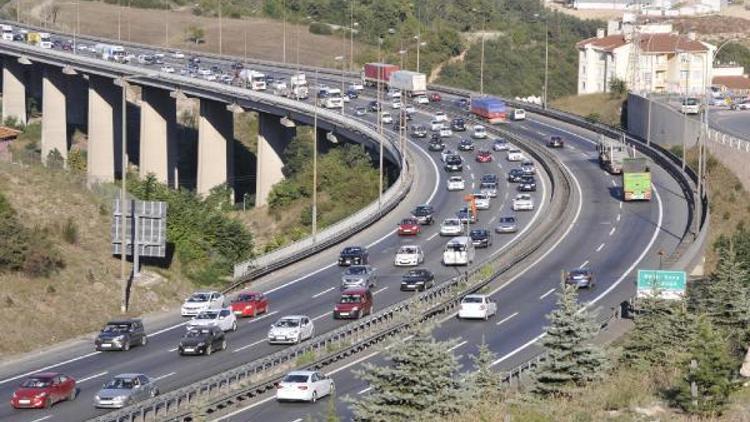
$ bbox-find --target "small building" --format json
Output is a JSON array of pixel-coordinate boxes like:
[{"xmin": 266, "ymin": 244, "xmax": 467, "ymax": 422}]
[
  {"xmin": 0, "ymin": 126, "xmax": 21, "ymax": 161},
  {"xmin": 712, "ymin": 76, "xmax": 750, "ymax": 96}
]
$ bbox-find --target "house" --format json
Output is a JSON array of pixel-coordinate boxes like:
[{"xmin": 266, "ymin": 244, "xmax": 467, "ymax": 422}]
[
  {"xmin": 712, "ymin": 75, "xmax": 750, "ymax": 96},
  {"xmin": 0, "ymin": 126, "xmax": 21, "ymax": 161}
]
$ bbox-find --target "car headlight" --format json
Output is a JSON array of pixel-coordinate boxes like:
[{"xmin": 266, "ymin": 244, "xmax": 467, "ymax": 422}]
[
  {"xmin": 352, "ymin": 307, "xmax": 359, "ymax": 311},
  {"xmin": 95, "ymin": 395, "xmax": 100, "ymax": 401},
  {"xmin": 12, "ymin": 392, "xmax": 17, "ymax": 398}
]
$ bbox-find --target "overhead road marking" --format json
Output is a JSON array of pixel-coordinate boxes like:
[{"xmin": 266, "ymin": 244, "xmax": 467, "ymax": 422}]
[
  {"xmin": 233, "ymin": 338, "xmax": 268, "ymax": 353},
  {"xmin": 77, "ymin": 371, "xmax": 108, "ymax": 383},
  {"xmin": 536, "ymin": 131, "xmax": 546, "ymax": 136},
  {"xmin": 312, "ymin": 287, "xmax": 336, "ymax": 299},
  {"xmin": 496, "ymin": 312, "xmax": 519, "ymax": 326},
  {"xmin": 539, "ymin": 288, "xmax": 556, "ymax": 300},
  {"xmin": 596, "ymin": 243, "xmax": 605, "ymax": 252},
  {"xmin": 579, "ymin": 260, "xmax": 590, "ymax": 269},
  {"xmin": 358, "ymin": 386, "xmax": 373, "ymax": 395}
]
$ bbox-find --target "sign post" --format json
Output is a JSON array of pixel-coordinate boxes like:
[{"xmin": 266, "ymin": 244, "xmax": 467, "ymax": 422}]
[{"xmin": 636, "ymin": 269, "xmax": 687, "ymax": 300}]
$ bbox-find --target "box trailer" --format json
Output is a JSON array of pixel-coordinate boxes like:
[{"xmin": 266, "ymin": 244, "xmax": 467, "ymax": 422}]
[
  {"xmin": 362, "ymin": 63, "xmax": 399, "ymax": 87},
  {"xmin": 388, "ymin": 70, "xmax": 427, "ymax": 97},
  {"xmin": 471, "ymin": 97, "xmax": 507, "ymax": 124}
]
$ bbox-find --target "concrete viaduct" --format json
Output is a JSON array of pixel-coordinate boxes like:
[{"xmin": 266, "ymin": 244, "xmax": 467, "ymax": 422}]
[{"xmin": 0, "ymin": 41, "xmax": 400, "ymax": 206}]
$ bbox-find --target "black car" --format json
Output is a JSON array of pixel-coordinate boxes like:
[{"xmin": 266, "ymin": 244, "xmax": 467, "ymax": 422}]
[
  {"xmin": 264, "ymin": 75, "xmax": 276, "ymax": 84},
  {"xmin": 457, "ymin": 207, "xmax": 477, "ymax": 224},
  {"xmin": 95, "ymin": 319, "xmax": 147, "ymax": 351},
  {"xmin": 481, "ymin": 174, "xmax": 498, "ymax": 184},
  {"xmin": 517, "ymin": 175, "xmax": 537, "ymax": 192},
  {"xmin": 411, "ymin": 125, "xmax": 427, "ymax": 138},
  {"xmin": 231, "ymin": 61, "xmax": 244, "ymax": 70},
  {"xmin": 428, "ymin": 138, "xmax": 445, "ymax": 151},
  {"xmin": 507, "ymin": 168, "xmax": 525, "ymax": 183},
  {"xmin": 565, "ymin": 268, "xmax": 595, "ymax": 288},
  {"xmin": 451, "ymin": 118, "xmax": 466, "ymax": 132},
  {"xmin": 400, "ymin": 269, "xmax": 435, "ymax": 291},
  {"xmin": 458, "ymin": 139, "xmax": 475, "ymax": 151},
  {"xmin": 548, "ymin": 136, "xmax": 564, "ymax": 148},
  {"xmin": 444, "ymin": 155, "xmax": 463, "ymax": 172},
  {"xmin": 470, "ymin": 229, "xmax": 493, "ymax": 248},
  {"xmin": 178, "ymin": 326, "xmax": 226, "ymax": 356},
  {"xmin": 368, "ymin": 101, "xmax": 381, "ymax": 112},
  {"xmin": 412, "ymin": 205, "xmax": 435, "ymax": 225},
  {"xmin": 338, "ymin": 246, "xmax": 369, "ymax": 266},
  {"xmin": 456, "ymin": 98, "xmax": 469, "ymax": 109}
]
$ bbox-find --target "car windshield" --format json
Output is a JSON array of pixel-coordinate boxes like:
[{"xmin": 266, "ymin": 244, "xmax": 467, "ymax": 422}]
[
  {"xmin": 21, "ymin": 377, "xmax": 52, "ymax": 388},
  {"xmin": 282, "ymin": 374, "xmax": 310, "ymax": 383},
  {"xmin": 444, "ymin": 219, "xmax": 460, "ymax": 226},
  {"xmin": 275, "ymin": 319, "xmax": 300, "ymax": 328},
  {"xmin": 188, "ymin": 294, "xmax": 209, "ymax": 302},
  {"xmin": 102, "ymin": 324, "xmax": 130, "ymax": 333},
  {"xmin": 401, "ymin": 219, "xmax": 416, "ymax": 225},
  {"xmin": 399, "ymin": 247, "xmax": 417, "ymax": 254},
  {"xmin": 447, "ymin": 156, "xmax": 461, "ymax": 164},
  {"xmin": 462, "ymin": 296, "xmax": 483, "ymax": 304},
  {"xmin": 500, "ymin": 217, "xmax": 516, "ymax": 224},
  {"xmin": 342, "ymin": 247, "xmax": 361, "ymax": 255},
  {"xmin": 570, "ymin": 270, "xmax": 589, "ymax": 277},
  {"xmin": 481, "ymin": 182, "xmax": 496, "ymax": 189},
  {"xmin": 339, "ymin": 294, "xmax": 364, "ymax": 304},
  {"xmin": 414, "ymin": 206, "xmax": 430, "ymax": 215},
  {"xmin": 185, "ymin": 329, "xmax": 210, "ymax": 337},
  {"xmin": 345, "ymin": 266, "xmax": 368, "ymax": 275},
  {"xmin": 195, "ymin": 312, "xmax": 218, "ymax": 320},
  {"xmin": 684, "ymin": 98, "xmax": 698, "ymax": 105},
  {"xmin": 446, "ymin": 244, "xmax": 467, "ymax": 252},
  {"xmin": 404, "ymin": 270, "xmax": 425, "ymax": 278},
  {"xmin": 450, "ymin": 177, "xmax": 463, "ymax": 182},
  {"xmin": 233, "ymin": 294, "xmax": 257, "ymax": 302},
  {"xmin": 104, "ymin": 378, "xmax": 135, "ymax": 390},
  {"xmin": 470, "ymin": 230, "xmax": 486, "ymax": 238}
]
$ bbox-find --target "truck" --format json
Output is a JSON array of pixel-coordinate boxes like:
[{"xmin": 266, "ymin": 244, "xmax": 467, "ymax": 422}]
[
  {"xmin": 318, "ymin": 87, "xmax": 344, "ymax": 109},
  {"xmin": 622, "ymin": 157, "xmax": 652, "ymax": 201},
  {"xmin": 95, "ymin": 43, "xmax": 127, "ymax": 62},
  {"xmin": 470, "ymin": 97, "xmax": 507, "ymax": 124},
  {"xmin": 239, "ymin": 69, "xmax": 267, "ymax": 91},
  {"xmin": 1, "ymin": 24, "xmax": 14, "ymax": 41},
  {"xmin": 388, "ymin": 70, "xmax": 427, "ymax": 97},
  {"xmin": 289, "ymin": 73, "xmax": 309, "ymax": 100},
  {"xmin": 597, "ymin": 136, "xmax": 630, "ymax": 174},
  {"xmin": 362, "ymin": 63, "xmax": 399, "ymax": 87},
  {"xmin": 26, "ymin": 32, "xmax": 41, "ymax": 46}
]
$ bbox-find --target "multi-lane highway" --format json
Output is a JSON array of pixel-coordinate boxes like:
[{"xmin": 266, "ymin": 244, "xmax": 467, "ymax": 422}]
[{"xmin": 0, "ymin": 26, "xmax": 691, "ymax": 422}]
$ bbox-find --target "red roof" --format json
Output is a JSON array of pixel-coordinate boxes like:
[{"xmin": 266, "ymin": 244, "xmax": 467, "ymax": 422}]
[
  {"xmin": 577, "ymin": 33, "xmax": 708, "ymax": 53},
  {"xmin": 713, "ymin": 76, "xmax": 750, "ymax": 90},
  {"xmin": 0, "ymin": 126, "xmax": 21, "ymax": 140},
  {"xmin": 576, "ymin": 35, "xmax": 627, "ymax": 51}
]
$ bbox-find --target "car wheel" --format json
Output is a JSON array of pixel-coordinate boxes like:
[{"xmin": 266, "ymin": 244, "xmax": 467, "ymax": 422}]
[
  {"xmin": 205, "ymin": 345, "xmax": 212, "ymax": 356},
  {"xmin": 231, "ymin": 321, "xmax": 237, "ymax": 332},
  {"xmin": 151, "ymin": 388, "xmax": 159, "ymax": 397},
  {"xmin": 68, "ymin": 388, "xmax": 77, "ymax": 401},
  {"xmin": 123, "ymin": 342, "xmax": 130, "ymax": 352},
  {"xmin": 221, "ymin": 339, "xmax": 227, "ymax": 351},
  {"xmin": 141, "ymin": 336, "xmax": 148, "ymax": 347},
  {"xmin": 311, "ymin": 391, "xmax": 318, "ymax": 403},
  {"xmin": 44, "ymin": 397, "xmax": 52, "ymax": 409}
]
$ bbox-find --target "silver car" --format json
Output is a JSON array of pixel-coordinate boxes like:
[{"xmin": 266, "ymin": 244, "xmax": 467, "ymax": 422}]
[
  {"xmin": 495, "ymin": 216, "xmax": 518, "ymax": 233},
  {"xmin": 94, "ymin": 374, "xmax": 158, "ymax": 409},
  {"xmin": 341, "ymin": 265, "xmax": 377, "ymax": 290}
]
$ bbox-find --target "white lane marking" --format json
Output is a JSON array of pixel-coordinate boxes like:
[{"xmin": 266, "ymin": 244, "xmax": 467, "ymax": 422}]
[
  {"xmin": 488, "ymin": 216, "xmax": 496, "ymax": 224},
  {"xmin": 28, "ymin": 416, "xmax": 53, "ymax": 422},
  {"xmin": 358, "ymin": 386, "xmax": 373, "ymax": 395},
  {"xmin": 248, "ymin": 311, "xmax": 279, "ymax": 325},
  {"xmin": 579, "ymin": 260, "xmax": 590, "ymax": 268},
  {"xmin": 611, "ymin": 179, "xmax": 617, "ymax": 187},
  {"xmin": 289, "ymin": 419, "xmax": 303, "ymax": 422},
  {"xmin": 426, "ymin": 232, "xmax": 439, "ymax": 241},
  {"xmin": 536, "ymin": 130, "xmax": 546, "ymax": 136},
  {"xmin": 491, "ymin": 184, "xmax": 664, "ymax": 368},
  {"xmin": 448, "ymin": 340, "xmax": 468, "ymax": 352},
  {"xmin": 609, "ymin": 227, "xmax": 616, "ymax": 236},
  {"xmin": 77, "ymin": 371, "xmax": 108, "ymax": 383},
  {"xmin": 312, "ymin": 312, "xmax": 330, "ymax": 322},
  {"xmin": 497, "ymin": 163, "xmax": 503, "ymax": 169},
  {"xmin": 619, "ymin": 201, "xmax": 623, "ymax": 209},
  {"xmin": 470, "ymin": 173, "xmax": 475, "ymax": 180},
  {"xmin": 312, "ymin": 287, "xmax": 336, "ymax": 299},
  {"xmin": 152, "ymin": 372, "xmax": 176, "ymax": 382},
  {"xmin": 568, "ymin": 145, "xmax": 577, "ymax": 151},
  {"xmin": 595, "ymin": 243, "xmax": 605, "ymax": 252},
  {"xmin": 372, "ymin": 287, "xmax": 388, "ymax": 295},
  {"xmin": 539, "ymin": 288, "xmax": 556, "ymax": 300},
  {"xmin": 471, "ymin": 182, "xmax": 475, "ymax": 189},
  {"xmin": 466, "ymin": 165, "xmax": 472, "ymax": 171},
  {"xmin": 0, "ymin": 351, "xmax": 102, "ymax": 385},
  {"xmin": 148, "ymin": 322, "xmax": 188, "ymax": 338},
  {"xmin": 233, "ymin": 338, "xmax": 268, "ymax": 353},
  {"xmin": 168, "ymin": 347, "xmax": 178, "ymax": 352},
  {"xmin": 496, "ymin": 312, "xmax": 519, "ymax": 326},
  {"xmin": 616, "ymin": 213, "xmax": 621, "ymax": 222}
]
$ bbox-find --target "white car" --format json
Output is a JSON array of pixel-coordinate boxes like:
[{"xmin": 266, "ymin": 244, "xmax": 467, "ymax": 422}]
[
  {"xmin": 387, "ymin": 89, "xmax": 401, "ymax": 99},
  {"xmin": 268, "ymin": 316, "xmax": 314, "ymax": 344},
  {"xmin": 187, "ymin": 308, "xmax": 237, "ymax": 332},
  {"xmin": 472, "ymin": 193, "xmax": 491, "ymax": 210},
  {"xmin": 172, "ymin": 51, "xmax": 185, "ymax": 59},
  {"xmin": 681, "ymin": 98, "xmax": 700, "ymax": 115},
  {"xmin": 440, "ymin": 218, "xmax": 464, "ymax": 236},
  {"xmin": 434, "ymin": 111, "xmax": 448, "ymax": 122},
  {"xmin": 391, "ymin": 98, "xmax": 402, "ymax": 109},
  {"xmin": 404, "ymin": 105, "xmax": 416, "ymax": 115},
  {"xmin": 511, "ymin": 108, "xmax": 526, "ymax": 121},
  {"xmin": 457, "ymin": 294, "xmax": 497, "ymax": 320},
  {"xmin": 521, "ymin": 160, "xmax": 536, "ymax": 175},
  {"xmin": 276, "ymin": 370, "xmax": 334, "ymax": 403},
  {"xmin": 512, "ymin": 194, "xmax": 535, "ymax": 211},
  {"xmin": 181, "ymin": 291, "xmax": 225, "ymax": 317},
  {"xmin": 507, "ymin": 149, "xmax": 525, "ymax": 162},
  {"xmin": 159, "ymin": 65, "xmax": 175, "ymax": 73},
  {"xmin": 414, "ymin": 95, "xmax": 429, "ymax": 105},
  {"xmin": 472, "ymin": 125, "xmax": 488, "ymax": 139},
  {"xmin": 493, "ymin": 139, "xmax": 510, "ymax": 151},
  {"xmin": 349, "ymin": 83, "xmax": 364, "ymax": 92},
  {"xmin": 381, "ymin": 112, "xmax": 393, "ymax": 124},
  {"xmin": 446, "ymin": 176, "xmax": 466, "ymax": 191},
  {"xmin": 439, "ymin": 128, "xmax": 453, "ymax": 138},
  {"xmin": 394, "ymin": 245, "xmax": 425, "ymax": 266},
  {"xmin": 431, "ymin": 120, "xmax": 444, "ymax": 132}
]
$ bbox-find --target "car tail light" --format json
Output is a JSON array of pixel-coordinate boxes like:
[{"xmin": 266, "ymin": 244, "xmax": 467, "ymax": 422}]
[{"xmin": 298, "ymin": 386, "xmax": 309, "ymax": 390}]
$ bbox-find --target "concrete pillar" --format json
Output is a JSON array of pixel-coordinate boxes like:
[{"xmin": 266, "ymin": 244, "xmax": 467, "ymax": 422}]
[
  {"xmin": 87, "ymin": 75, "xmax": 122, "ymax": 184},
  {"xmin": 255, "ymin": 113, "xmax": 295, "ymax": 207},
  {"xmin": 41, "ymin": 66, "xmax": 68, "ymax": 164},
  {"xmin": 139, "ymin": 86, "xmax": 177, "ymax": 187},
  {"xmin": 197, "ymin": 99, "xmax": 233, "ymax": 196},
  {"xmin": 2, "ymin": 59, "xmax": 27, "ymax": 126}
]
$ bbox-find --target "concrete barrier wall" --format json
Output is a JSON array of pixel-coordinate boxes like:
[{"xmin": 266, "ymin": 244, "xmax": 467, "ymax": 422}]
[{"xmin": 627, "ymin": 93, "xmax": 702, "ymax": 149}]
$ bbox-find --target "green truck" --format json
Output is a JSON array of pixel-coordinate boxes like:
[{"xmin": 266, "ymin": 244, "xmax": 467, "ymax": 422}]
[{"xmin": 622, "ymin": 157, "xmax": 652, "ymax": 201}]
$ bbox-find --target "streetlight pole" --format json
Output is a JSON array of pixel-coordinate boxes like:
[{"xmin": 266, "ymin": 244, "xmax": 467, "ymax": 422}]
[
  {"xmin": 312, "ymin": 70, "xmax": 319, "ymax": 240},
  {"xmin": 164, "ymin": 0, "xmax": 169, "ymax": 47},
  {"xmin": 480, "ymin": 19, "xmax": 485, "ymax": 96},
  {"xmin": 282, "ymin": 0, "xmax": 286, "ymax": 63},
  {"xmin": 377, "ymin": 36, "xmax": 384, "ymax": 207},
  {"xmin": 218, "ymin": 0, "xmax": 223, "ymax": 55},
  {"xmin": 543, "ymin": 20, "xmax": 549, "ymax": 109},
  {"xmin": 349, "ymin": 0, "xmax": 355, "ymax": 71},
  {"xmin": 335, "ymin": 55, "xmax": 345, "ymax": 115},
  {"xmin": 118, "ymin": 76, "xmax": 131, "ymax": 313}
]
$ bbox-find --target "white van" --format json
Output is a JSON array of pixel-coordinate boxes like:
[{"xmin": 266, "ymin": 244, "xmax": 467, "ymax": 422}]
[
  {"xmin": 442, "ymin": 236, "xmax": 475, "ymax": 266},
  {"xmin": 511, "ymin": 108, "xmax": 526, "ymax": 121}
]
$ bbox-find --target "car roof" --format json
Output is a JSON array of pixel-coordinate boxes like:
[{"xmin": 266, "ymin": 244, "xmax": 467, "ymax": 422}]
[
  {"xmin": 114, "ymin": 373, "xmax": 146, "ymax": 379},
  {"xmin": 464, "ymin": 294, "xmax": 487, "ymax": 299},
  {"xmin": 286, "ymin": 370, "xmax": 317, "ymax": 376},
  {"xmin": 279, "ymin": 315, "xmax": 307, "ymax": 320},
  {"xmin": 237, "ymin": 290, "xmax": 262, "ymax": 295},
  {"xmin": 105, "ymin": 319, "xmax": 139, "ymax": 325},
  {"xmin": 193, "ymin": 290, "xmax": 220, "ymax": 295},
  {"xmin": 341, "ymin": 288, "xmax": 369, "ymax": 295}
]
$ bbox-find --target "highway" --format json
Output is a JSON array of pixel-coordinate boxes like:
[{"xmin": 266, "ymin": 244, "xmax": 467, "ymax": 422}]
[
  {"xmin": 708, "ymin": 108, "xmax": 750, "ymax": 141},
  {"xmin": 0, "ymin": 27, "xmax": 690, "ymax": 422}
]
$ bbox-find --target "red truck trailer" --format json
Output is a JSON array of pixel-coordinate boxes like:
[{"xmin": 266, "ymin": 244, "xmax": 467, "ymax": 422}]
[{"xmin": 362, "ymin": 63, "xmax": 399, "ymax": 87}]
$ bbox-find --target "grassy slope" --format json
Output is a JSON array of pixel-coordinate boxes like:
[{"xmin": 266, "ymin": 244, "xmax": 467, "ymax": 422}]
[
  {"xmin": 0, "ymin": 150, "xmax": 192, "ymax": 358},
  {"xmin": 550, "ymin": 93, "xmax": 626, "ymax": 128}
]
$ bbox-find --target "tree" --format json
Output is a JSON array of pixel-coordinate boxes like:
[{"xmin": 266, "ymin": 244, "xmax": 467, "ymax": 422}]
[
  {"xmin": 468, "ymin": 338, "xmax": 503, "ymax": 397},
  {"xmin": 67, "ymin": 148, "xmax": 87, "ymax": 176},
  {"xmin": 185, "ymin": 25, "xmax": 205, "ymax": 44},
  {"xmin": 674, "ymin": 316, "xmax": 738, "ymax": 416},
  {"xmin": 533, "ymin": 282, "xmax": 608, "ymax": 397},
  {"xmin": 608, "ymin": 77, "xmax": 627, "ymax": 97},
  {"xmin": 46, "ymin": 148, "xmax": 64, "ymax": 169},
  {"xmin": 346, "ymin": 329, "xmax": 466, "ymax": 421}
]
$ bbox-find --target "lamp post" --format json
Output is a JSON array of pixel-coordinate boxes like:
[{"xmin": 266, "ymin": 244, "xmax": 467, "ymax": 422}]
[
  {"xmin": 218, "ymin": 0, "xmax": 223, "ymax": 55},
  {"xmin": 282, "ymin": 0, "xmax": 286, "ymax": 63},
  {"xmin": 164, "ymin": 0, "xmax": 169, "ymax": 47},
  {"xmin": 335, "ymin": 55, "xmax": 345, "ymax": 115},
  {"xmin": 312, "ymin": 70, "xmax": 319, "ymax": 239},
  {"xmin": 377, "ymin": 36, "xmax": 384, "ymax": 207},
  {"xmin": 398, "ymin": 48, "xmax": 407, "ymax": 69},
  {"xmin": 60, "ymin": 2, "xmax": 80, "ymax": 55},
  {"xmin": 349, "ymin": 0, "xmax": 356, "ymax": 71}
]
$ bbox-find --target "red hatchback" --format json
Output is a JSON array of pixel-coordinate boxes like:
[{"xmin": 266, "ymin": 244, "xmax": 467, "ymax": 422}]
[
  {"xmin": 475, "ymin": 150, "xmax": 493, "ymax": 163},
  {"xmin": 230, "ymin": 291, "xmax": 269, "ymax": 318},
  {"xmin": 429, "ymin": 92, "xmax": 442, "ymax": 102},
  {"xmin": 11, "ymin": 373, "xmax": 76, "ymax": 409},
  {"xmin": 398, "ymin": 218, "xmax": 421, "ymax": 236}
]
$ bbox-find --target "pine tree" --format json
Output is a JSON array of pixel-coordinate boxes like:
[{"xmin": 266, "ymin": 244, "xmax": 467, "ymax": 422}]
[
  {"xmin": 533, "ymin": 282, "xmax": 608, "ymax": 397},
  {"xmin": 674, "ymin": 316, "xmax": 738, "ymax": 416},
  {"xmin": 346, "ymin": 329, "xmax": 466, "ymax": 421},
  {"xmin": 468, "ymin": 338, "xmax": 503, "ymax": 397}
]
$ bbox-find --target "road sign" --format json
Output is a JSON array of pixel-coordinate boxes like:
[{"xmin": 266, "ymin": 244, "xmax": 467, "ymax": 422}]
[
  {"xmin": 112, "ymin": 199, "xmax": 167, "ymax": 258},
  {"xmin": 636, "ymin": 270, "xmax": 687, "ymax": 300}
]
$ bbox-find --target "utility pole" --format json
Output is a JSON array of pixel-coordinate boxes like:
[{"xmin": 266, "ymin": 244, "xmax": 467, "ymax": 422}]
[
  {"xmin": 312, "ymin": 70, "xmax": 319, "ymax": 240},
  {"xmin": 480, "ymin": 17, "xmax": 485, "ymax": 96},
  {"xmin": 218, "ymin": 0, "xmax": 223, "ymax": 55},
  {"xmin": 377, "ymin": 37, "xmax": 384, "ymax": 207},
  {"xmin": 349, "ymin": 0, "xmax": 354, "ymax": 71},
  {"xmin": 119, "ymin": 78, "xmax": 130, "ymax": 313},
  {"xmin": 282, "ymin": 0, "xmax": 286, "ymax": 63},
  {"xmin": 543, "ymin": 21, "xmax": 549, "ymax": 109},
  {"xmin": 164, "ymin": 0, "xmax": 169, "ymax": 47}
]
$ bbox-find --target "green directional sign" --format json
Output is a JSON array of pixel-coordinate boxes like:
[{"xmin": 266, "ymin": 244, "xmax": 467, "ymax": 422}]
[{"xmin": 637, "ymin": 270, "xmax": 687, "ymax": 300}]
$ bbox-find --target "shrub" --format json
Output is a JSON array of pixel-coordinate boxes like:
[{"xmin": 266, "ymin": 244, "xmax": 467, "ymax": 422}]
[
  {"xmin": 61, "ymin": 217, "xmax": 79, "ymax": 245},
  {"xmin": 22, "ymin": 230, "xmax": 64, "ymax": 278},
  {"xmin": 46, "ymin": 149, "xmax": 65, "ymax": 169},
  {"xmin": 309, "ymin": 22, "xmax": 333, "ymax": 35},
  {"xmin": 67, "ymin": 148, "xmax": 87, "ymax": 176}
]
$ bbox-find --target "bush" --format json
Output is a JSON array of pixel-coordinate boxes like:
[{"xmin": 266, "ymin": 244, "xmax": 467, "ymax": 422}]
[
  {"xmin": 309, "ymin": 22, "xmax": 333, "ymax": 35},
  {"xmin": 61, "ymin": 217, "xmax": 79, "ymax": 245},
  {"xmin": 22, "ymin": 230, "xmax": 64, "ymax": 278},
  {"xmin": 46, "ymin": 149, "xmax": 64, "ymax": 169},
  {"xmin": 67, "ymin": 148, "xmax": 87, "ymax": 176}
]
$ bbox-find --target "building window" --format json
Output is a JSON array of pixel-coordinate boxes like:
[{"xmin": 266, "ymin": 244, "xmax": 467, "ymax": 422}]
[
  {"xmin": 680, "ymin": 70, "xmax": 689, "ymax": 82},
  {"xmin": 643, "ymin": 72, "xmax": 652, "ymax": 88},
  {"xmin": 680, "ymin": 53, "xmax": 689, "ymax": 64}
]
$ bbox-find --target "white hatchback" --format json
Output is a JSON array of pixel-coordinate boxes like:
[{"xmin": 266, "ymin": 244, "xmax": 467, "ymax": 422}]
[
  {"xmin": 414, "ymin": 95, "xmax": 429, "ymax": 105},
  {"xmin": 472, "ymin": 125, "xmax": 488, "ymax": 139},
  {"xmin": 440, "ymin": 218, "xmax": 464, "ymax": 236},
  {"xmin": 181, "ymin": 291, "xmax": 225, "ymax": 317},
  {"xmin": 394, "ymin": 245, "xmax": 425, "ymax": 267},
  {"xmin": 187, "ymin": 308, "xmax": 237, "ymax": 332},
  {"xmin": 434, "ymin": 111, "xmax": 448, "ymax": 122},
  {"xmin": 457, "ymin": 294, "xmax": 497, "ymax": 320},
  {"xmin": 507, "ymin": 149, "xmax": 525, "ymax": 162},
  {"xmin": 446, "ymin": 176, "xmax": 465, "ymax": 191},
  {"xmin": 381, "ymin": 112, "xmax": 393, "ymax": 124},
  {"xmin": 276, "ymin": 370, "xmax": 334, "ymax": 403},
  {"xmin": 512, "ymin": 194, "xmax": 534, "ymax": 211}
]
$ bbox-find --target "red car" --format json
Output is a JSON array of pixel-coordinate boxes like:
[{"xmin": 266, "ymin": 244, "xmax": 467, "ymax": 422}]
[
  {"xmin": 398, "ymin": 218, "xmax": 421, "ymax": 236},
  {"xmin": 11, "ymin": 373, "xmax": 76, "ymax": 409},
  {"xmin": 429, "ymin": 92, "xmax": 442, "ymax": 102},
  {"xmin": 333, "ymin": 288, "xmax": 373, "ymax": 319},
  {"xmin": 230, "ymin": 291, "xmax": 269, "ymax": 318},
  {"xmin": 475, "ymin": 150, "xmax": 493, "ymax": 163}
]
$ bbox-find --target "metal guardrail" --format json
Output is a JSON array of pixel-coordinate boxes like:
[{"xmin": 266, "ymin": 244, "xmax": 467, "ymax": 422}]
[{"xmin": 88, "ymin": 114, "xmax": 575, "ymax": 422}]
